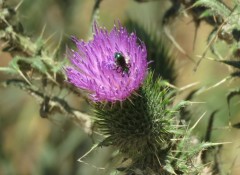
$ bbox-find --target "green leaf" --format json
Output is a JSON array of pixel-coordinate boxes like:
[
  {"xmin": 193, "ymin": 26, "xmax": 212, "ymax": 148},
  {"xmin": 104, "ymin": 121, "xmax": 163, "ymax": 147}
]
[
  {"xmin": 30, "ymin": 57, "xmax": 48, "ymax": 73},
  {"xmin": 0, "ymin": 67, "xmax": 17, "ymax": 74},
  {"xmin": 193, "ymin": 0, "xmax": 231, "ymax": 19}
]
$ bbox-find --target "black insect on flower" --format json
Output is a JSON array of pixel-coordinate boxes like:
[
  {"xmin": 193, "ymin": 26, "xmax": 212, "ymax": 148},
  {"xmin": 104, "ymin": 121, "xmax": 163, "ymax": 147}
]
[{"xmin": 114, "ymin": 52, "xmax": 131, "ymax": 77}]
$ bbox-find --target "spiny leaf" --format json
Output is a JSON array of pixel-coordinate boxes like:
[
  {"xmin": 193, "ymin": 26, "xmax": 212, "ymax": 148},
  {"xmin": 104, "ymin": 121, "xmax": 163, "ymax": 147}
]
[
  {"xmin": 193, "ymin": 0, "xmax": 231, "ymax": 19},
  {"xmin": 0, "ymin": 67, "xmax": 17, "ymax": 74},
  {"xmin": 30, "ymin": 57, "xmax": 48, "ymax": 72},
  {"xmin": 219, "ymin": 60, "xmax": 240, "ymax": 69},
  {"xmin": 9, "ymin": 56, "xmax": 48, "ymax": 73}
]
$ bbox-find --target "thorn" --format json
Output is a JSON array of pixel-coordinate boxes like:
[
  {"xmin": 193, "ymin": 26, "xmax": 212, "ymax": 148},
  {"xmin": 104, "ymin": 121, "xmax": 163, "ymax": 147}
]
[
  {"xmin": 15, "ymin": 0, "xmax": 24, "ymax": 11},
  {"xmin": 161, "ymin": 80, "xmax": 178, "ymax": 89},
  {"xmin": 77, "ymin": 144, "xmax": 98, "ymax": 162},
  {"xmin": 127, "ymin": 97, "xmax": 134, "ymax": 105},
  {"xmin": 182, "ymin": 3, "xmax": 195, "ymax": 13},
  {"xmin": 110, "ymin": 101, "xmax": 115, "ymax": 110},
  {"xmin": 190, "ymin": 112, "xmax": 206, "ymax": 130},
  {"xmin": 188, "ymin": 101, "xmax": 206, "ymax": 104},
  {"xmin": 206, "ymin": 142, "xmax": 232, "ymax": 146},
  {"xmin": 2, "ymin": 18, "xmax": 11, "ymax": 26},
  {"xmin": 194, "ymin": 13, "xmax": 231, "ymax": 71},
  {"xmin": 46, "ymin": 72, "xmax": 59, "ymax": 85},
  {"xmin": 40, "ymin": 23, "xmax": 47, "ymax": 39},
  {"xmin": 119, "ymin": 101, "xmax": 123, "ymax": 109},
  {"xmin": 77, "ymin": 144, "xmax": 104, "ymax": 170},
  {"xmin": 52, "ymin": 30, "xmax": 63, "ymax": 57},
  {"xmin": 203, "ymin": 76, "xmax": 231, "ymax": 92},
  {"xmin": 178, "ymin": 82, "xmax": 199, "ymax": 92},
  {"xmin": 18, "ymin": 70, "xmax": 32, "ymax": 86},
  {"xmin": 193, "ymin": 21, "xmax": 200, "ymax": 51},
  {"xmin": 164, "ymin": 26, "xmax": 196, "ymax": 64},
  {"xmin": 44, "ymin": 31, "xmax": 57, "ymax": 45},
  {"xmin": 0, "ymin": 67, "xmax": 12, "ymax": 72},
  {"xmin": 132, "ymin": 91, "xmax": 142, "ymax": 97}
]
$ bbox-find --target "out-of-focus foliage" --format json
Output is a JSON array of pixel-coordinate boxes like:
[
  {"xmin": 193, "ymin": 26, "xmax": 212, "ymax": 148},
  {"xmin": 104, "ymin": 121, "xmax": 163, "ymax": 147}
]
[
  {"xmin": 1, "ymin": 0, "xmax": 240, "ymax": 175},
  {"xmin": 0, "ymin": 0, "xmax": 108, "ymax": 174}
]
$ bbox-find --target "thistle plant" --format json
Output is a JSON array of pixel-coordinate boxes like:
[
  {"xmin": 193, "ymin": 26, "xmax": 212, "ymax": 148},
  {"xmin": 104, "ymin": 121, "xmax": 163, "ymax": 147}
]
[
  {"xmin": 1, "ymin": 0, "xmax": 238, "ymax": 174},
  {"xmin": 65, "ymin": 22, "xmax": 212, "ymax": 174}
]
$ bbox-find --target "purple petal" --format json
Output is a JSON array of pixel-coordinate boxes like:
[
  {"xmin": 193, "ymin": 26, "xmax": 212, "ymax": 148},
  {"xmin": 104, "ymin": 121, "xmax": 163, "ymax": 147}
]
[{"xmin": 65, "ymin": 22, "xmax": 148, "ymax": 102}]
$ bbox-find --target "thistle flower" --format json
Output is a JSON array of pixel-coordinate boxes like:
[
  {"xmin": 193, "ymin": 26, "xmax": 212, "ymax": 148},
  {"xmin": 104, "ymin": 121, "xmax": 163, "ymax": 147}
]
[{"xmin": 65, "ymin": 22, "xmax": 148, "ymax": 102}]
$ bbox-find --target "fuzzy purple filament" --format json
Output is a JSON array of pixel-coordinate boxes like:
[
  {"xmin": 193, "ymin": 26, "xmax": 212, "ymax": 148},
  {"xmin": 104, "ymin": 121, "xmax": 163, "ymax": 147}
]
[{"xmin": 65, "ymin": 22, "xmax": 148, "ymax": 102}]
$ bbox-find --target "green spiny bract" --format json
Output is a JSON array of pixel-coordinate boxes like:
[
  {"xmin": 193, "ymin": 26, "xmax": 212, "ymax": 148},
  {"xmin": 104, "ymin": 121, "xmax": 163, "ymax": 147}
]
[{"xmin": 93, "ymin": 72, "xmax": 206, "ymax": 175}]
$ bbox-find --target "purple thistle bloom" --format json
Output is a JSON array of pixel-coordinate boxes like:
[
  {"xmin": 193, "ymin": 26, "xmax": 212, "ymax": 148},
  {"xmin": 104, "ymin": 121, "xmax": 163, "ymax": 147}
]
[{"xmin": 65, "ymin": 22, "xmax": 148, "ymax": 102}]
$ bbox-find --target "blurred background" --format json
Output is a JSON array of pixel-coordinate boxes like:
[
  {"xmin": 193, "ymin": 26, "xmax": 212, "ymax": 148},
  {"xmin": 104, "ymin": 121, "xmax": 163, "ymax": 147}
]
[{"xmin": 0, "ymin": 0, "xmax": 240, "ymax": 174}]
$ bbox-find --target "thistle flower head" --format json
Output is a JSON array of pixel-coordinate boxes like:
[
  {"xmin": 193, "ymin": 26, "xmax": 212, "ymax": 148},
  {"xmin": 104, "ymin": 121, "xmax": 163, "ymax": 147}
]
[{"xmin": 65, "ymin": 22, "xmax": 148, "ymax": 102}]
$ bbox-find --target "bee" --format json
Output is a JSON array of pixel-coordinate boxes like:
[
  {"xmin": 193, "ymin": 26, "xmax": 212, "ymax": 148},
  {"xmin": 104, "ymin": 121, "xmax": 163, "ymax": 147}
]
[{"xmin": 114, "ymin": 52, "xmax": 131, "ymax": 76}]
